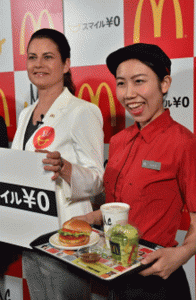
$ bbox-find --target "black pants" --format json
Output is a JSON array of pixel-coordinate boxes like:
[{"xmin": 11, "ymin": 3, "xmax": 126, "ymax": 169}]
[{"xmin": 113, "ymin": 266, "xmax": 191, "ymax": 300}]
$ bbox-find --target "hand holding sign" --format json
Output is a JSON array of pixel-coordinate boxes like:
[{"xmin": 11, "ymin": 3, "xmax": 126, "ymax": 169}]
[
  {"xmin": 0, "ymin": 148, "xmax": 58, "ymax": 248},
  {"xmin": 35, "ymin": 150, "xmax": 72, "ymax": 184}
]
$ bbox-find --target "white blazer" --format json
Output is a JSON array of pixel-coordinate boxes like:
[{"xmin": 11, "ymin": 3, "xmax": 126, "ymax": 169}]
[{"xmin": 12, "ymin": 88, "xmax": 104, "ymax": 225}]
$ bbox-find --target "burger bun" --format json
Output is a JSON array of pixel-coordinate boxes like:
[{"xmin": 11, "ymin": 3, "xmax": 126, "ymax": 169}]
[
  {"xmin": 62, "ymin": 219, "xmax": 92, "ymax": 234},
  {"xmin": 58, "ymin": 219, "xmax": 92, "ymax": 247}
]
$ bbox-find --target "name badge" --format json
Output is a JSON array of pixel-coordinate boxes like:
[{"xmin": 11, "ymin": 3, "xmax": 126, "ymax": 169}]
[{"xmin": 142, "ymin": 160, "xmax": 161, "ymax": 171}]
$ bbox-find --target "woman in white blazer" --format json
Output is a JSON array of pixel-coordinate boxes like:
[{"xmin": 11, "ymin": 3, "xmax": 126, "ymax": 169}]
[
  {"xmin": 11, "ymin": 28, "xmax": 104, "ymax": 300},
  {"xmin": 12, "ymin": 28, "xmax": 104, "ymax": 223}
]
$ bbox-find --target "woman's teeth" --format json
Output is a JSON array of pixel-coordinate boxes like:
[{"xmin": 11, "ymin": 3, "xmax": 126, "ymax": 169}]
[{"xmin": 127, "ymin": 103, "xmax": 143, "ymax": 109}]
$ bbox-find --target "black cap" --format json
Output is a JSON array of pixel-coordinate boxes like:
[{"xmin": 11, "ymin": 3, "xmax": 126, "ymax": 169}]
[{"xmin": 106, "ymin": 43, "xmax": 171, "ymax": 77}]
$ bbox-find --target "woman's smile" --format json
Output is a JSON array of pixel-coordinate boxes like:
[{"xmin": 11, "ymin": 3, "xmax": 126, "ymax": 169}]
[
  {"xmin": 116, "ymin": 59, "xmax": 169, "ymax": 129},
  {"xmin": 33, "ymin": 71, "xmax": 49, "ymax": 76},
  {"xmin": 126, "ymin": 102, "xmax": 145, "ymax": 115}
]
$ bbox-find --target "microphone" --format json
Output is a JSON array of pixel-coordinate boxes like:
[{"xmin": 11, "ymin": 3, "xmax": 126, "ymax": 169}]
[{"xmin": 36, "ymin": 114, "xmax": 44, "ymax": 126}]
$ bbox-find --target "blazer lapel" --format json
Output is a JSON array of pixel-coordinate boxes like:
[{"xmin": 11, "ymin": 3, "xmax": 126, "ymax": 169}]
[{"xmin": 25, "ymin": 88, "xmax": 71, "ymax": 150}]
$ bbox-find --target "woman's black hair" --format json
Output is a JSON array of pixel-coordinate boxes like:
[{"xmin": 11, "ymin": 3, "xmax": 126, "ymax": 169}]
[
  {"xmin": 141, "ymin": 61, "xmax": 168, "ymax": 96},
  {"xmin": 106, "ymin": 43, "xmax": 171, "ymax": 96},
  {"xmin": 27, "ymin": 28, "xmax": 76, "ymax": 95},
  {"xmin": 141, "ymin": 61, "xmax": 167, "ymax": 82}
]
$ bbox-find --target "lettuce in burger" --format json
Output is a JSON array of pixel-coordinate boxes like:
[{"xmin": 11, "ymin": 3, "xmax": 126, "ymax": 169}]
[{"xmin": 58, "ymin": 219, "xmax": 92, "ymax": 247}]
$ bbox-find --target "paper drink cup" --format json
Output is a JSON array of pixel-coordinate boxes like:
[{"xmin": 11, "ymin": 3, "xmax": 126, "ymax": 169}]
[{"xmin": 100, "ymin": 202, "xmax": 130, "ymax": 247}]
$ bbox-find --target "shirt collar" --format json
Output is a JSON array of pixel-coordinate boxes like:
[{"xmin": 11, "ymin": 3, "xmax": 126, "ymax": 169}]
[{"xmin": 125, "ymin": 109, "xmax": 174, "ymax": 144}]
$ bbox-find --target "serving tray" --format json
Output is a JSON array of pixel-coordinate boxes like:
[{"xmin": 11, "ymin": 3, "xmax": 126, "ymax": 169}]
[{"xmin": 30, "ymin": 227, "xmax": 163, "ymax": 281}]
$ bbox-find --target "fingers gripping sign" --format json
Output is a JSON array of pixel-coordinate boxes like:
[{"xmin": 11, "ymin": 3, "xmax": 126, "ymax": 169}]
[{"xmin": 35, "ymin": 150, "xmax": 72, "ymax": 184}]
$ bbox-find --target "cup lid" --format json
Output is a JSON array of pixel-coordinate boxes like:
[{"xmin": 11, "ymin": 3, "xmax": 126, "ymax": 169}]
[{"xmin": 100, "ymin": 202, "xmax": 130, "ymax": 212}]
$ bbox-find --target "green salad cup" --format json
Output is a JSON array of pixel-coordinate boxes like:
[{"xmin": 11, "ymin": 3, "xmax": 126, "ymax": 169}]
[{"xmin": 107, "ymin": 224, "xmax": 140, "ymax": 267}]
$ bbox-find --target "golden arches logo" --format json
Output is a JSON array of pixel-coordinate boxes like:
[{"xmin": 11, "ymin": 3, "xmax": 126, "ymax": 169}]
[
  {"xmin": 20, "ymin": 9, "xmax": 54, "ymax": 55},
  {"xmin": 78, "ymin": 83, "xmax": 116, "ymax": 126},
  {"xmin": 134, "ymin": 0, "xmax": 183, "ymax": 43},
  {"xmin": 33, "ymin": 127, "xmax": 55, "ymax": 149},
  {"xmin": 37, "ymin": 135, "xmax": 50, "ymax": 146},
  {"xmin": 0, "ymin": 89, "xmax": 10, "ymax": 127}
]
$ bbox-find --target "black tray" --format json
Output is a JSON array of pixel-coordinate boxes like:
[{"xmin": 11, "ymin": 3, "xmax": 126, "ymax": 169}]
[{"xmin": 30, "ymin": 228, "xmax": 163, "ymax": 281}]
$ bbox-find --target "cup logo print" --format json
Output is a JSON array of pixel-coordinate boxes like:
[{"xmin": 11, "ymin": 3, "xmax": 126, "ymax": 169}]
[{"xmin": 103, "ymin": 215, "xmax": 112, "ymax": 226}]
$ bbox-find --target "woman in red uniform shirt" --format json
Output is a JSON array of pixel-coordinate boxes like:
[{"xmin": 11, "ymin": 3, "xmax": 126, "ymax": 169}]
[{"xmin": 75, "ymin": 43, "xmax": 196, "ymax": 299}]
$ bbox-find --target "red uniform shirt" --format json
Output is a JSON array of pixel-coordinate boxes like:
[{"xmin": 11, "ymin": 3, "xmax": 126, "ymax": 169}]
[{"xmin": 104, "ymin": 110, "xmax": 196, "ymax": 247}]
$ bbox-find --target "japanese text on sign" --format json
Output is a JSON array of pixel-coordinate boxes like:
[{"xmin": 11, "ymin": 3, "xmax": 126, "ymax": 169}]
[{"xmin": 0, "ymin": 182, "xmax": 57, "ymax": 216}]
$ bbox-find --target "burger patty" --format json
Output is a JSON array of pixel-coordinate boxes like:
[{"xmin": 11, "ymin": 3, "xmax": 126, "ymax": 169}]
[{"xmin": 59, "ymin": 233, "xmax": 89, "ymax": 246}]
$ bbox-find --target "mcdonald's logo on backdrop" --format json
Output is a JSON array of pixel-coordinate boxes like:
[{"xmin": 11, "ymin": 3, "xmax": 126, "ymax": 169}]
[
  {"xmin": 78, "ymin": 83, "xmax": 116, "ymax": 126},
  {"xmin": 134, "ymin": 0, "xmax": 183, "ymax": 43},
  {"xmin": 0, "ymin": 89, "xmax": 10, "ymax": 127},
  {"xmin": 0, "ymin": 39, "xmax": 6, "ymax": 54},
  {"xmin": 11, "ymin": 0, "xmax": 63, "ymax": 71},
  {"xmin": 124, "ymin": 0, "xmax": 192, "ymax": 58},
  {"xmin": 20, "ymin": 10, "xmax": 54, "ymax": 55},
  {"xmin": 0, "ymin": 72, "xmax": 16, "ymax": 141}
]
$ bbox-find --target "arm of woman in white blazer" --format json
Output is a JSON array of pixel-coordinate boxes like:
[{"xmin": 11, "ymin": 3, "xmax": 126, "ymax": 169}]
[
  {"xmin": 41, "ymin": 103, "xmax": 104, "ymax": 199},
  {"xmin": 65, "ymin": 103, "xmax": 105, "ymax": 198}
]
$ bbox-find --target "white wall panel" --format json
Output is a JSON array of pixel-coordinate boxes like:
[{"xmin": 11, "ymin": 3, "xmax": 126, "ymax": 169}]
[
  {"xmin": 0, "ymin": 1, "xmax": 14, "ymax": 72},
  {"xmin": 63, "ymin": 0, "xmax": 124, "ymax": 67}
]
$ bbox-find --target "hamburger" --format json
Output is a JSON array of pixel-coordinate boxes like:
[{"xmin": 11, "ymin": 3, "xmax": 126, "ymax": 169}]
[{"xmin": 58, "ymin": 219, "xmax": 92, "ymax": 247}]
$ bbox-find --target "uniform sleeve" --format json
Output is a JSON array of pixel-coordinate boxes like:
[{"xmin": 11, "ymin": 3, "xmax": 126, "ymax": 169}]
[
  {"xmin": 65, "ymin": 103, "xmax": 104, "ymax": 199},
  {"xmin": 177, "ymin": 137, "xmax": 196, "ymax": 212}
]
